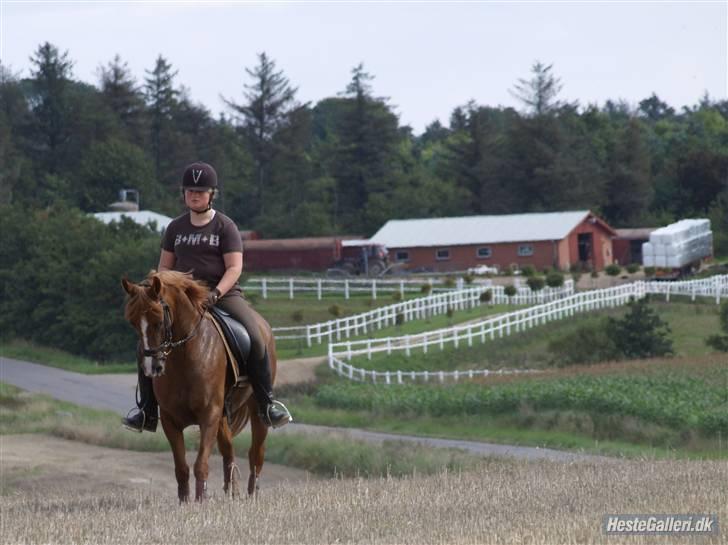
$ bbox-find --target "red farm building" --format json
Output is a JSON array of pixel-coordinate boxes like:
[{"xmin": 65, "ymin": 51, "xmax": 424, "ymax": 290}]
[{"xmin": 369, "ymin": 210, "xmax": 617, "ymax": 273}]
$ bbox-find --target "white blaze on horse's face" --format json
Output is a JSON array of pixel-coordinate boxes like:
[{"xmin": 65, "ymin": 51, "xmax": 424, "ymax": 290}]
[{"xmin": 140, "ymin": 317, "xmax": 154, "ymax": 377}]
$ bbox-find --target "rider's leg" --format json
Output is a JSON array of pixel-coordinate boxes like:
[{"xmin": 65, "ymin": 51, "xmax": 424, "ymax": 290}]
[
  {"xmin": 216, "ymin": 293, "xmax": 291, "ymax": 428},
  {"xmin": 122, "ymin": 343, "xmax": 159, "ymax": 432}
]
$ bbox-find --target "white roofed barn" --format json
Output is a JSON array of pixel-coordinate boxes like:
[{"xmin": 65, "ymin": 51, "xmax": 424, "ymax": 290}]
[{"xmin": 370, "ymin": 210, "xmax": 616, "ymax": 272}]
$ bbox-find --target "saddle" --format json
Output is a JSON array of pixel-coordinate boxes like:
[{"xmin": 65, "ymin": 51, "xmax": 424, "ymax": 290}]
[{"xmin": 207, "ymin": 307, "xmax": 254, "ymax": 436}]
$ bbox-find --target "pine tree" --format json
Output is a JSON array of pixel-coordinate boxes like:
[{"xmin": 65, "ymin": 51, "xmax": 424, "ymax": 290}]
[
  {"xmin": 98, "ymin": 54, "xmax": 146, "ymax": 141},
  {"xmin": 606, "ymin": 297, "xmax": 673, "ymax": 359},
  {"xmin": 510, "ymin": 61, "xmax": 566, "ymax": 117},
  {"xmin": 144, "ymin": 55, "xmax": 179, "ymax": 182},
  {"xmin": 224, "ymin": 52, "xmax": 299, "ymax": 217},
  {"xmin": 28, "ymin": 42, "xmax": 74, "ymax": 173}
]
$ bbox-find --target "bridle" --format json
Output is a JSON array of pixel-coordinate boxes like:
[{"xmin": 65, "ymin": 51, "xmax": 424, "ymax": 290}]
[{"xmin": 142, "ymin": 297, "xmax": 206, "ymax": 360}]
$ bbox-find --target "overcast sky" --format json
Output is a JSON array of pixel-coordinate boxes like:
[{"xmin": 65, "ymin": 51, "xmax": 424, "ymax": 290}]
[{"xmin": 1, "ymin": 1, "xmax": 726, "ymax": 134}]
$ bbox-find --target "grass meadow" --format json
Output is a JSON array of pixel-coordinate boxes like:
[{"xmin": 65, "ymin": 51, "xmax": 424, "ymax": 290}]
[
  {"xmin": 2, "ymin": 457, "xmax": 725, "ymax": 544},
  {"xmin": 0, "ymin": 383, "xmax": 483, "ymax": 478}
]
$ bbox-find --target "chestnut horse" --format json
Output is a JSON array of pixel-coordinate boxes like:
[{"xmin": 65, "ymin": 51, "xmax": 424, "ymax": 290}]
[{"xmin": 121, "ymin": 270, "xmax": 275, "ymax": 501}]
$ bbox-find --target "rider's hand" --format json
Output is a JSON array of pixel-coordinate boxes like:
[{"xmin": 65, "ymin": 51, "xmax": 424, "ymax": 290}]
[{"xmin": 206, "ymin": 288, "xmax": 221, "ymax": 307}]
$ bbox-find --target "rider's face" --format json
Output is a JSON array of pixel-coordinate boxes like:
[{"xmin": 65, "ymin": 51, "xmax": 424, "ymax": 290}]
[{"xmin": 184, "ymin": 189, "xmax": 212, "ymax": 212}]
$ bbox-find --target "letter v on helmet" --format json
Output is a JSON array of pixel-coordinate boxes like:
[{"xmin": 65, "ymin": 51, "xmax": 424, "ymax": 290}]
[{"xmin": 192, "ymin": 169, "xmax": 203, "ymax": 184}]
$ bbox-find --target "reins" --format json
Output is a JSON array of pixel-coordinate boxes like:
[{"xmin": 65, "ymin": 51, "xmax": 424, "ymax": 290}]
[{"xmin": 142, "ymin": 297, "xmax": 207, "ymax": 360}]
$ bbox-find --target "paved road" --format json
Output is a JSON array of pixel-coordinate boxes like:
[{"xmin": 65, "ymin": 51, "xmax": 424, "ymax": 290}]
[{"xmin": 1, "ymin": 356, "xmax": 610, "ymax": 463}]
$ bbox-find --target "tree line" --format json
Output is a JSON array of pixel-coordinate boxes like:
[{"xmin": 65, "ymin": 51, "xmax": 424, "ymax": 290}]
[{"xmin": 1, "ymin": 42, "xmax": 727, "ymax": 253}]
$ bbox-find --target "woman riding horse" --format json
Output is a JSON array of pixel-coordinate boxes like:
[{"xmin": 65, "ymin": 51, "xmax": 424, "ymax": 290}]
[{"xmin": 123, "ymin": 161, "xmax": 292, "ymax": 432}]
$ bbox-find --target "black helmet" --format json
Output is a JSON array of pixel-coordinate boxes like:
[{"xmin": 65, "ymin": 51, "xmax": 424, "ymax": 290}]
[{"xmin": 182, "ymin": 162, "xmax": 217, "ymax": 191}]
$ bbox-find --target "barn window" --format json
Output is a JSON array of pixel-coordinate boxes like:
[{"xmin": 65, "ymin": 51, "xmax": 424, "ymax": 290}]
[
  {"xmin": 395, "ymin": 251, "xmax": 410, "ymax": 262},
  {"xmin": 518, "ymin": 245, "xmax": 534, "ymax": 257},
  {"xmin": 435, "ymin": 249, "xmax": 451, "ymax": 261},
  {"xmin": 477, "ymin": 247, "xmax": 492, "ymax": 259}
]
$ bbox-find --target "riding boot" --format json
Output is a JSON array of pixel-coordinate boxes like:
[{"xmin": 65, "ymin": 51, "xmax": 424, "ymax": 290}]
[
  {"xmin": 122, "ymin": 367, "xmax": 159, "ymax": 433},
  {"xmin": 246, "ymin": 349, "xmax": 292, "ymax": 428}
]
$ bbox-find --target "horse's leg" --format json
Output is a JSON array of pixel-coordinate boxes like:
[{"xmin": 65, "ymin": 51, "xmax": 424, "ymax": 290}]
[
  {"xmin": 217, "ymin": 417, "xmax": 239, "ymax": 498},
  {"xmin": 160, "ymin": 414, "xmax": 189, "ymax": 502},
  {"xmin": 193, "ymin": 416, "xmax": 220, "ymax": 501},
  {"xmin": 248, "ymin": 413, "xmax": 269, "ymax": 496}
]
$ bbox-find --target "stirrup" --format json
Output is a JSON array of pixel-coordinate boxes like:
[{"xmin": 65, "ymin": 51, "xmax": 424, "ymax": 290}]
[
  {"xmin": 122, "ymin": 408, "xmax": 145, "ymax": 433},
  {"xmin": 263, "ymin": 400, "xmax": 293, "ymax": 429}
]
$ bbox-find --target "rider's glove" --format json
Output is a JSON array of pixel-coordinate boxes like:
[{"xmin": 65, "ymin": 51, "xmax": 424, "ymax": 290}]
[{"xmin": 207, "ymin": 288, "xmax": 221, "ymax": 307}]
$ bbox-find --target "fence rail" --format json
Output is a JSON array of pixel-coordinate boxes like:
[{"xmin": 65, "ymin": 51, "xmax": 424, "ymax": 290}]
[
  {"xmin": 327, "ymin": 275, "xmax": 728, "ymax": 384},
  {"xmin": 273, "ymin": 280, "xmax": 575, "ymax": 342},
  {"xmin": 246, "ymin": 276, "xmax": 481, "ymax": 300}
]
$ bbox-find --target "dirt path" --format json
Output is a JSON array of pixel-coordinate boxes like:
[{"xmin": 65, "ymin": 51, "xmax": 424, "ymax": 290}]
[
  {"xmin": 275, "ymin": 355, "xmax": 325, "ymax": 385},
  {"xmin": 1, "ymin": 434, "xmax": 314, "ymax": 498}
]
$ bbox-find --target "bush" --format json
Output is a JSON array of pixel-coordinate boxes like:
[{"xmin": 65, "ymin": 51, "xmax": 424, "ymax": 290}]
[
  {"xmin": 644, "ymin": 266, "xmax": 656, "ymax": 277},
  {"xmin": 443, "ymin": 276, "xmax": 456, "ymax": 288},
  {"xmin": 520, "ymin": 265, "xmax": 535, "ymax": 277},
  {"xmin": 626, "ymin": 263, "xmax": 640, "ymax": 274},
  {"xmin": 479, "ymin": 289, "xmax": 493, "ymax": 303},
  {"xmin": 590, "ymin": 271, "xmax": 599, "ymax": 278},
  {"xmin": 291, "ymin": 310, "xmax": 304, "ymax": 323},
  {"xmin": 606, "ymin": 298, "xmax": 673, "ymax": 359},
  {"xmin": 526, "ymin": 276, "xmax": 545, "ymax": 291},
  {"xmin": 504, "ymin": 285, "xmax": 517, "ymax": 297},
  {"xmin": 328, "ymin": 304, "xmax": 342, "ymax": 318},
  {"xmin": 545, "ymin": 271, "xmax": 564, "ymax": 288},
  {"xmin": 548, "ymin": 320, "xmax": 617, "ymax": 366},
  {"xmin": 705, "ymin": 301, "xmax": 728, "ymax": 352},
  {"xmin": 0, "ymin": 205, "xmax": 160, "ymax": 361},
  {"xmin": 463, "ymin": 274, "xmax": 474, "ymax": 285},
  {"xmin": 605, "ymin": 264, "xmax": 621, "ymax": 276},
  {"xmin": 392, "ymin": 291, "xmax": 403, "ymax": 302},
  {"xmin": 420, "ymin": 284, "xmax": 432, "ymax": 295}
]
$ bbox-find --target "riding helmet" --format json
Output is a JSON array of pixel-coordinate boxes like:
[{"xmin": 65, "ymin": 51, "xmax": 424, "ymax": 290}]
[{"xmin": 182, "ymin": 162, "xmax": 218, "ymax": 191}]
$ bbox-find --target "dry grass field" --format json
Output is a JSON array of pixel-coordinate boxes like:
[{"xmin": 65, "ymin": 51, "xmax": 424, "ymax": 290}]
[{"xmin": 2, "ymin": 440, "xmax": 725, "ymax": 545}]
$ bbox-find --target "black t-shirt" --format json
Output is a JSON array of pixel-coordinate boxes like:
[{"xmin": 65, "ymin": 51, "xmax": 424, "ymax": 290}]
[{"xmin": 161, "ymin": 211, "xmax": 243, "ymax": 288}]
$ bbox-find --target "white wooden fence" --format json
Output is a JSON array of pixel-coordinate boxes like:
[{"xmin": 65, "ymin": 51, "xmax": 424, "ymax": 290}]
[
  {"xmin": 246, "ymin": 276, "xmax": 466, "ymax": 300},
  {"xmin": 274, "ymin": 280, "xmax": 575, "ymax": 343},
  {"xmin": 327, "ymin": 275, "xmax": 728, "ymax": 384}
]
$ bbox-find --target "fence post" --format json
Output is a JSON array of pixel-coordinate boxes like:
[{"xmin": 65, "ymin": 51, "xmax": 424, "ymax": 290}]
[
  {"xmin": 317, "ymin": 279, "xmax": 322, "ymax": 300},
  {"xmin": 345, "ymin": 280, "xmax": 350, "ymax": 300},
  {"xmin": 400, "ymin": 281, "xmax": 405, "ymax": 300},
  {"xmin": 306, "ymin": 325, "xmax": 311, "ymax": 348},
  {"xmin": 405, "ymin": 335, "xmax": 411, "ymax": 357},
  {"xmin": 262, "ymin": 278, "xmax": 267, "ymax": 299},
  {"xmin": 716, "ymin": 276, "xmax": 721, "ymax": 305},
  {"xmin": 289, "ymin": 278, "xmax": 294, "ymax": 300},
  {"xmin": 372, "ymin": 279, "xmax": 377, "ymax": 300}
]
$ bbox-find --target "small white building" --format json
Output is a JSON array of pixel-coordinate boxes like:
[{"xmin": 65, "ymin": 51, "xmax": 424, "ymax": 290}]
[{"xmin": 92, "ymin": 210, "xmax": 173, "ymax": 233}]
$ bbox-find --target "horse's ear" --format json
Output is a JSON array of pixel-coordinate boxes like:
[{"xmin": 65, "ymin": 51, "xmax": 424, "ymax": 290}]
[
  {"xmin": 121, "ymin": 277, "xmax": 136, "ymax": 295},
  {"xmin": 150, "ymin": 275, "xmax": 162, "ymax": 299}
]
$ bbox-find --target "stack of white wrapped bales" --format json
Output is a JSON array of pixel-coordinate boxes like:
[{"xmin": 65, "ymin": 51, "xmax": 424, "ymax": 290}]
[{"xmin": 642, "ymin": 219, "xmax": 713, "ymax": 268}]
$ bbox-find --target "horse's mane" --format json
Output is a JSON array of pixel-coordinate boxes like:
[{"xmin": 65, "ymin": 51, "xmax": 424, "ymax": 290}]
[
  {"xmin": 153, "ymin": 270, "xmax": 209, "ymax": 312},
  {"xmin": 124, "ymin": 270, "xmax": 209, "ymax": 323}
]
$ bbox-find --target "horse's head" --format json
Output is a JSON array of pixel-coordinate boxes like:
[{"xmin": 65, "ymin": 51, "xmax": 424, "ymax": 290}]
[
  {"xmin": 122, "ymin": 274, "xmax": 169, "ymax": 377},
  {"xmin": 122, "ymin": 271, "xmax": 208, "ymax": 377}
]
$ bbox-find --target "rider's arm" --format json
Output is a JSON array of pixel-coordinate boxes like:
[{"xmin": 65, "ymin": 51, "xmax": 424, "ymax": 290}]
[
  {"xmin": 215, "ymin": 252, "xmax": 242, "ymax": 297},
  {"xmin": 158, "ymin": 250, "xmax": 176, "ymax": 271}
]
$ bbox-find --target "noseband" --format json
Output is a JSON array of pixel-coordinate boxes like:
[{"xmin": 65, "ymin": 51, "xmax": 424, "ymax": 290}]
[{"xmin": 143, "ymin": 298, "xmax": 206, "ymax": 360}]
